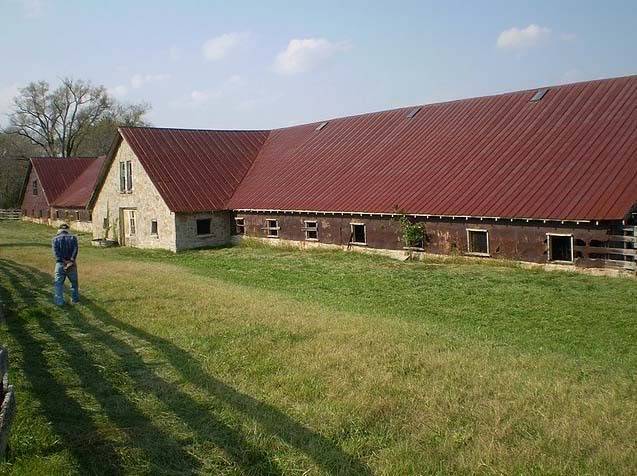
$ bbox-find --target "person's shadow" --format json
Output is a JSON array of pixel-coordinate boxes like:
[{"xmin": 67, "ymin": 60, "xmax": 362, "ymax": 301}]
[{"xmin": 0, "ymin": 258, "xmax": 372, "ymax": 475}]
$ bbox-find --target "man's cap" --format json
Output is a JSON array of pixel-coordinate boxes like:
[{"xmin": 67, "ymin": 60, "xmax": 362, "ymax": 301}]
[{"xmin": 58, "ymin": 223, "xmax": 70, "ymax": 230}]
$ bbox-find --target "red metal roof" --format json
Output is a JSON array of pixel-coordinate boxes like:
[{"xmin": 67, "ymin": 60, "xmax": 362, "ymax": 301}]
[
  {"xmin": 118, "ymin": 127, "xmax": 269, "ymax": 212},
  {"xmin": 52, "ymin": 156, "xmax": 106, "ymax": 208},
  {"xmin": 229, "ymin": 75, "xmax": 637, "ymax": 221},
  {"xmin": 30, "ymin": 157, "xmax": 97, "ymax": 205}
]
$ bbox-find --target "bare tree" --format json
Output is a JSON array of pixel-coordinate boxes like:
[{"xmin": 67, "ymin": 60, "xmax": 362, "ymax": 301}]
[
  {"xmin": 7, "ymin": 78, "xmax": 114, "ymax": 157},
  {"xmin": 75, "ymin": 102, "xmax": 151, "ymax": 156}
]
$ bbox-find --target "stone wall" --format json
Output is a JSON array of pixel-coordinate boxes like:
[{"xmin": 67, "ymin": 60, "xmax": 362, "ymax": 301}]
[
  {"xmin": 175, "ymin": 211, "xmax": 233, "ymax": 251},
  {"xmin": 92, "ymin": 139, "xmax": 177, "ymax": 251}
]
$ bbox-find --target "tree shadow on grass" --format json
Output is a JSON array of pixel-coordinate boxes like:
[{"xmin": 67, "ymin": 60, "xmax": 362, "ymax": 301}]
[
  {"xmin": 0, "ymin": 259, "xmax": 372, "ymax": 475},
  {"xmin": 0, "ymin": 260, "xmax": 203, "ymax": 475},
  {"xmin": 0, "ymin": 284, "xmax": 125, "ymax": 475}
]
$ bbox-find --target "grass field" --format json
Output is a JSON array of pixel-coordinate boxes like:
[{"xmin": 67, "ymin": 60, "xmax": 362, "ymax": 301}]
[{"xmin": 0, "ymin": 221, "xmax": 635, "ymax": 475}]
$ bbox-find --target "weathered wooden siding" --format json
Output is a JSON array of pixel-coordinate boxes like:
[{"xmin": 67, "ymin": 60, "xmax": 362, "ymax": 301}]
[
  {"xmin": 235, "ymin": 212, "xmax": 634, "ymax": 269},
  {"xmin": 20, "ymin": 167, "xmax": 49, "ymax": 219}
]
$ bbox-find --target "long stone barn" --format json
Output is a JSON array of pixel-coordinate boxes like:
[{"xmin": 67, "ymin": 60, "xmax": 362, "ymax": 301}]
[{"xmin": 87, "ymin": 75, "xmax": 637, "ymax": 271}]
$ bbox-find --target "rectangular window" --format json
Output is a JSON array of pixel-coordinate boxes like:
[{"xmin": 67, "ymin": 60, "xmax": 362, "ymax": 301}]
[
  {"xmin": 265, "ymin": 219, "xmax": 279, "ymax": 238},
  {"xmin": 350, "ymin": 223, "xmax": 366, "ymax": 245},
  {"xmin": 196, "ymin": 218, "xmax": 212, "ymax": 236},
  {"xmin": 119, "ymin": 161, "xmax": 133, "ymax": 192},
  {"xmin": 128, "ymin": 210, "xmax": 136, "ymax": 236},
  {"xmin": 55, "ymin": 210, "xmax": 61, "ymax": 219},
  {"xmin": 467, "ymin": 229, "xmax": 489, "ymax": 255},
  {"xmin": 75, "ymin": 211, "xmax": 80, "ymax": 221},
  {"xmin": 103, "ymin": 217, "xmax": 109, "ymax": 229},
  {"xmin": 548, "ymin": 234, "xmax": 573, "ymax": 262},
  {"xmin": 32, "ymin": 180, "xmax": 38, "ymax": 195},
  {"xmin": 151, "ymin": 219, "xmax": 158, "ymax": 236},
  {"xmin": 119, "ymin": 162, "xmax": 126, "ymax": 192},
  {"xmin": 38, "ymin": 209, "xmax": 43, "ymax": 218},
  {"xmin": 304, "ymin": 221, "xmax": 318, "ymax": 240},
  {"xmin": 126, "ymin": 161, "xmax": 133, "ymax": 191},
  {"xmin": 234, "ymin": 217, "xmax": 245, "ymax": 235}
]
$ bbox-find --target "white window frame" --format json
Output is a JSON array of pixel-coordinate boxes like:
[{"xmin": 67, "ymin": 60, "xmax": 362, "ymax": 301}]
[
  {"xmin": 265, "ymin": 219, "xmax": 280, "ymax": 238},
  {"xmin": 126, "ymin": 160, "xmax": 133, "ymax": 192},
  {"xmin": 303, "ymin": 220, "xmax": 319, "ymax": 241},
  {"xmin": 119, "ymin": 161, "xmax": 126, "ymax": 192},
  {"xmin": 126, "ymin": 210, "xmax": 136, "ymax": 237},
  {"xmin": 119, "ymin": 160, "xmax": 133, "ymax": 193},
  {"xmin": 547, "ymin": 233, "xmax": 574, "ymax": 263},
  {"xmin": 466, "ymin": 228, "xmax": 490, "ymax": 256},
  {"xmin": 350, "ymin": 222, "xmax": 367, "ymax": 245},
  {"xmin": 234, "ymin": 217, "xmax": 246, "ymax": 235}
]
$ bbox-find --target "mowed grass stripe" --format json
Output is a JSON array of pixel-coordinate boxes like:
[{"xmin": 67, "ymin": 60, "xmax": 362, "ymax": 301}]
[{"xmin": 0, "ymin": 221, "xmax": 635, "ymax": 475}]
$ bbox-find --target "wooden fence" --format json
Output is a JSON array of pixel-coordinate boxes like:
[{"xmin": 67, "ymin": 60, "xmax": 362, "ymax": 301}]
[
  {"xmin": 0, "ymin": 209, "xmax": 21, "ymax": 220},
  {"xmin": 0, "ymin": 346, "xmax": 15, "ymax": 459}
]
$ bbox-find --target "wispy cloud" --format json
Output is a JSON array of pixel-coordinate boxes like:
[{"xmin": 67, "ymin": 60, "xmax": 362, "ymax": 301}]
[
  {"xmin": 130, "ymin": 73, "xmax": 170, "ymax": 89},
  {"xmin": 0, "ymin": 84, "xmax": 19, "ymax": 121},
  {"xmin": 188, "ymin": 75, "xmax": 243, "ymax": 106},
  {"xmin": 496, "ymin": 24, "xmax": 551, "ymax": 50},
  {"xmin": 202, "ymin": 32, "xmax": 249, "ymax": 61},
  {"xmin": 108, "ymin": 85, "xmax": 129, "ymax": 97},
  {"xmin": 273, "ymin": 38, "xmax": 351, "ymax": 75},
  {"xmin": 561, "ymin": 32, "xmax": 577, "ymax": 42},
  {"xmin": 168, "ymin": 45, "xmax": 181, "ymax": 61},
  {"xmin": 110, "ymin": 73, "xmax": 170, "ymax": 97},
  {"xmin": 14, "ymin": 0, "xmax": 43, "ymax": 18}
]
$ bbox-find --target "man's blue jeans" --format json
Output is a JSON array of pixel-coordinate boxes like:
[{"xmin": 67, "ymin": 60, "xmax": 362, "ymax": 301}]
[{"xmin": 54, "ymin": 262, "xmax": 79, "ymax": 305}]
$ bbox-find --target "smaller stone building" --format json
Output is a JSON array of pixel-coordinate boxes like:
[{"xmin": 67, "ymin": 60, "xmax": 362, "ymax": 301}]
[{"xmin": 89, "ymin": 127, "xmax": 267, "ymax": 251}]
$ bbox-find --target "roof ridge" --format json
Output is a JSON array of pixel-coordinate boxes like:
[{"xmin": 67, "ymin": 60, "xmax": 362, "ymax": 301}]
[
  {"xmin": 270, "ymin": 74, "xmax": 637, "ymax": 131},
  {"xmin": 119, "ymin": 126, "xmax": 271, "ymax": 133}
]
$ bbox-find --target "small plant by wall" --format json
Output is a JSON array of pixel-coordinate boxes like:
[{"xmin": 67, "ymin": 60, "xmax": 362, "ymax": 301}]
[{"xmin": 395, "ymin": 213, "xmax": 426, "ymax": 249}]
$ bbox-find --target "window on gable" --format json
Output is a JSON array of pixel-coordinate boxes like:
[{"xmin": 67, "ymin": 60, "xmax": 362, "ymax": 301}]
[
  {"xmin": 75, "ymin": 211, "xmax": 80, "ymax": 221},
  {"xmin": 350, "ymin": 223, "xmax": 366, "ymax": 245},
  {"xmin": 32, "ymin": 180, "xmax": 38, "ymax": 195},
  {"xmin": 119, "ymin": 162, "xmax": 126, "ymax": 192},
  {"xmin": 265, "ymin": 219, "xmax": 279, "ymax": 238},
  {"xmin": 151, "ymin": 219, "xmax": 158, "ymax": 236},
  {"xmin": 467, "ymin": 229, "xmax": 489, "ymax": 255},
  {"xmin": 126, "ymin": 160, "xmax": 133, "ymax": 191},
  {"xmin": 196, "ymin": 218, "xmax": 212, "ymax": 236},
  {"xmin": 119, "ymin": 161, "xmax": 133, "ymax": 192},
  {"xmin": 547, "ymin": 234, "xmax": 573, "ymax": 263},
  {"xmin": 234, "ymin": 217, "xmax": 245, "ymax": 235},
  {"xmin": 304, "ymin": 221, "xmax": 318, "ymax": 240}
]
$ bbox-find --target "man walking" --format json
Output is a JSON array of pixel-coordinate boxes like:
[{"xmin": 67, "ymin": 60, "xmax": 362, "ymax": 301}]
[{"xmin": 52, "ymin": 223, "xmax": 80, "ymax": 306}]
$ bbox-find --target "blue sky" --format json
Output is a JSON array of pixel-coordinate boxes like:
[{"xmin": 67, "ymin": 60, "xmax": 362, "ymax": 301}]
[{"xmin": 1, "ymin": 0, "xmax": 635, "ymax": 129}]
